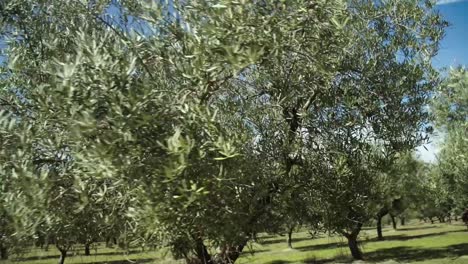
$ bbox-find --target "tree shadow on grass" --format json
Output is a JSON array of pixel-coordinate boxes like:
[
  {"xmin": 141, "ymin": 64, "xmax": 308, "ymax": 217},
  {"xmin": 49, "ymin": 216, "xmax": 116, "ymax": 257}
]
[
  {"xmin": 265, "ymin": 261, "xmax": 294, "ymax": 264},
  {"xmin": 366, "ymin": 243, "xmax": 468, "ymax": 263},
  {"xmin": 12, "ymin": 254, "xmax": 60, "ymax": 262},
  {"xmin": 264, "ymin": 260, "xmax": 294, "ymax": 264},
  {"xmin": 293, "ymin": 230, "xmax": 464, "ymax": 252},
  {"xmin": 296, "ymin": 241, "xmax": 346, "ymax": 252},
  {"xmin": 84, "ymin": 249, "xmax": 143, "ymax": 257},
  {"xmin": 395, "ymin": 225, "xmax": 438, "ymax": 231},
  {"xmin": 265, "ymin": 258, "xmax": 332, "ymax": 264},
  {"xmin": 268, "ymin": 243, "xmax": 468, "ymax": 264},
  {"xmin": 87, "ymin": 258, "xmax": 156, "ymax": 264},
  {"xmin": 241, "ymin": 248, "xmax": 271, "ymax": 254},
  {"xmin": 15, "ymin": 249, "xmax": 143, "ymax": 262},
  {"xmin": 260, "ymin": 236, "xmax": 316, "ymax": 245},
  {"xmin": 366, "ymin": 229, "xmax": 463, "ymax": 243},
  {"xmin": 259, "ymin": 234, "xmax": 278, "ymax": 240}
]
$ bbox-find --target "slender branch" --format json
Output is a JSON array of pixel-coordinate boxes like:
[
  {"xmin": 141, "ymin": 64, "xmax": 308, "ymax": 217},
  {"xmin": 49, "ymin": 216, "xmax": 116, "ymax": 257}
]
[{"xmin": 74, "ymin": 0, "xmax": 155, "ymax": 79}]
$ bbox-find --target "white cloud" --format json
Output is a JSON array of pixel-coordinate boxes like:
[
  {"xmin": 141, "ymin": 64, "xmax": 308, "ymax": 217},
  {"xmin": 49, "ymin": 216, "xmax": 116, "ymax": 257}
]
[{"xmin": 437, "ymin": 0, "xmax": 468, "ymax": 5}]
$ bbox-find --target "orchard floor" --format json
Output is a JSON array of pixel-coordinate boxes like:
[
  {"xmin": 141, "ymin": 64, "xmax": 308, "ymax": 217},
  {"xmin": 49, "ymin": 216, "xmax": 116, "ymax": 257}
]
[{"xmin": 1, "ymin": 222, "xmax": 467, "ymax": 264}]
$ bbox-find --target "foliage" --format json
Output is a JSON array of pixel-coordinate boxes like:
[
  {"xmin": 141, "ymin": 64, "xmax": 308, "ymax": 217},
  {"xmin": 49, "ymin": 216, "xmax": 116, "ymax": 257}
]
[
  {"xmin": 432, "ymin": 68, "xmax": 468, "ymax": 212},
  {"xmin": 0, "ymin": 0, "xmax": 447, "ymax": 263}
]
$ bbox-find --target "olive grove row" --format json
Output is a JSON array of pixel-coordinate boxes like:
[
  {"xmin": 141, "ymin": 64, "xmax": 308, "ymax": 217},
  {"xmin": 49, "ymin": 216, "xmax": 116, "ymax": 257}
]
[{"xmin": 0, "ymin": 1, "xmax": 465, "ymax": 264}]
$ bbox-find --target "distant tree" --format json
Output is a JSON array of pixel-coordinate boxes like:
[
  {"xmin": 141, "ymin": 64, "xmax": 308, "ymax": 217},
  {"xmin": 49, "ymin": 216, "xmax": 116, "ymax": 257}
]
[
  {"xmin": 299, "ymin": 0, "xmax": 445, "ymax": 258},
  {"xmin": 462, "ymin": 209, "xmax": 468, "ymax": 229},
  {"xmin": 432, "ymin": 68, "xmax": 468, "ymax": 214},
  {"xmin": 376, "ymin": 153, "xmax": 428, "ymax": 239}
]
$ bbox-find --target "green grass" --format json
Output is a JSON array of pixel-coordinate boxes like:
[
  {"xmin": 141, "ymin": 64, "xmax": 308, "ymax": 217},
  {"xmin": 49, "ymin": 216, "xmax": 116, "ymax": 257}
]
[
  {"xmin": 1, "ymin": 222, "xmax": 467, "ymax": 264},
  {"xmin": 239, "ymin": 222, "xmax": 468, "ymax": 264}
]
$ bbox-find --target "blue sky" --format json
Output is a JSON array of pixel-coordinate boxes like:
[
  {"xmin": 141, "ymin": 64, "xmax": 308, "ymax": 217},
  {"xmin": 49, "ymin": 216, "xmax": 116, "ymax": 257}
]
[
  {"xmin": 433, "ymin": 0, "xmax": 468, "ymax": 69},
  {"xmin": 416, "ymin": 0, "xmax": 468, "ymax": 162}
]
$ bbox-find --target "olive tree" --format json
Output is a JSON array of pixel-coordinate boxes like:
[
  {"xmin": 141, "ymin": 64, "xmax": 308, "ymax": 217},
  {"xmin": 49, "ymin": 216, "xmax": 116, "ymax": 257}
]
[
  {"xmin": 432, "ymin": 68, "xmax": 468, "ymax": 214},
  {"xmin": 0, "ymin": 0, "xmax": 447, "ymax": 263},
  {"xmin": 0, "ymin": 0, "xmax": 346, "ymax": 263},
  {"xmin": 375, "ymin": 152, "xmax": 428, "ymax": 240},
  {"xmin": 240, "ymin": 0, "xmax": 445, "ymax": 259}
]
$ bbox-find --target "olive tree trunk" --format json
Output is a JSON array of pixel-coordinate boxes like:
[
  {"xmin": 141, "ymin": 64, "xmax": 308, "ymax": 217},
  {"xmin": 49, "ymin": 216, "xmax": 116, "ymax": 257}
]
[
  {"xmin": 343, "ymin": 223, "xmax": 363, "ymax": 260},
  {"xmin": 44, "ymin": 234, "xmax": 50, "ymax": 251},
  {"xmin": 58, "ymin": 249, "xmax": 67, "ymax": 264},
  {"xmin": 213, "ymin": 244, "xmax": 246, "ymax": 264},
  {"xmin": 376, "ymin": 206, "xmax": 389, "ymax": 241},
  {"xmin": 376, "ymin": 216, "xmax": 384, "ymax": 241},
  {"xmin": 347, "ymin": 235, "xmax": 363, "ymax": 260},
  {"xmin": 84, "ymin": 243, "xmax": 91, "ymax": 256},
  {"xmin": 287, "ymin": 225, "xmax": 295, "ymax": 248},
  {"xmin": 192, "ymin": 238, "xmax": 211, "ymax": 264},
  {"xmin": 0, "ymin": 243, "xmax": 8, "ymax": 260},
  {"xmin": 390, "ymin": 215, "xmax": 397, "ymax": 230},
  {"xmin": 188, "ymin": 238, "xmax": 247, "ymax": 264}
]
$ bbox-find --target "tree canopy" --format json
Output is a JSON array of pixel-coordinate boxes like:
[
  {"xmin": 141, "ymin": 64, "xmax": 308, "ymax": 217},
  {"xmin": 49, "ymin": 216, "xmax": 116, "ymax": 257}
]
[{"xmin": 0, "ymin": 0, "xmax": 448, "ymax": 263}]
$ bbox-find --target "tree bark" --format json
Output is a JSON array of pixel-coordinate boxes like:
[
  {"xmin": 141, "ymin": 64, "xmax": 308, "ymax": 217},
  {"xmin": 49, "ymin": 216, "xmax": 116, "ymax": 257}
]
[
  {"xmin": 287, "ymin": 227, "xmax": 293, "ymax": 248},
  {"xmin": 58, "ymin": 249, "xmax": 67, "ymax": 264},
  {"xmin": 346, "ymin": 235, "xmax": 363, "ymax": 260},
  {"xmin": 214, "ymin": 244, "xmax": 246, "ymax": 264},
  {"xmin": 376, "ymin": 216, "xmax": 384, "ymax": 241},
  {"xmin": 84, "ymin": 243, "xmax": 91, "ymax": 256},
  {"xmin": 188, "ymin": 238, "xmax": 247, "ymax": 264},
  {"xmin": 376, "ymin": 206, "xmax": 389, "ymax": 241},
  {"xmin": 0, "ymin": 243, "xmax": 8, "ymax": 260},
  {"xmin": 44, "ymin": 234, "xmax": 50, "ymax": 251},
  {"xmin": 391, "ymin": 215, "xmax": 397, "ymax": 230},
  {"xmin": 343, "ymin": 223, "xmax": 363, "ymax": 260},
  {"xmin": 192, "ymin": 238, "xmax": 212, "ymax": 264},
  {"xmin": 105, "ymin": 237, "xmax": 114, "ymax": 248},
  {"xmin": 400, "ymin": 217, "xmax": 405, "ymax": 226}
]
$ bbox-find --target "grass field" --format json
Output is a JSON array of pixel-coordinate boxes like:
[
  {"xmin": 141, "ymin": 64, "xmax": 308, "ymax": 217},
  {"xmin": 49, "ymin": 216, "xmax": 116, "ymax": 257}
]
[{"xmin": 1, "ymin": 222, "xmax": 467, "ymax": 264}]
